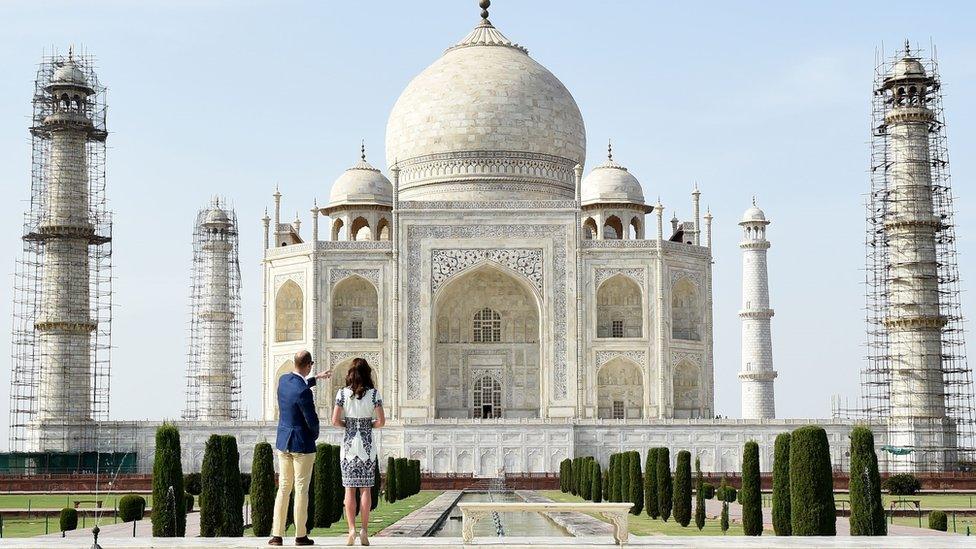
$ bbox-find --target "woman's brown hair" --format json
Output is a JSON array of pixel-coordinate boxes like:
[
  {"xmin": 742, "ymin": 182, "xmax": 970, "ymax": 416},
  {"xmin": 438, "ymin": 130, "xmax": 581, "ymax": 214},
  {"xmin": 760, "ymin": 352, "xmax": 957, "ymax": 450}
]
[{"xmin": 345, "ymin": 357, "xmax": 375, "ymax": 399}]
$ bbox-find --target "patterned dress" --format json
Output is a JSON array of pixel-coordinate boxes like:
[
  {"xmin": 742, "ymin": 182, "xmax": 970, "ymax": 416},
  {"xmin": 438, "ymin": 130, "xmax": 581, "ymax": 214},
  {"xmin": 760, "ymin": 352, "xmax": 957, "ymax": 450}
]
[{"xmin": 335, "ymin": 386, "xmax": 382, "ymax": 488}]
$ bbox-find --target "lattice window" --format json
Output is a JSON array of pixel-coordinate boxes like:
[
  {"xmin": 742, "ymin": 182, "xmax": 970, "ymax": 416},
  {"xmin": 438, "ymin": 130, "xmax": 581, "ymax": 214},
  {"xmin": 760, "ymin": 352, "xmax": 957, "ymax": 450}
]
[
  {"xmin": 612, "ymin": 400, "xmax": 625, "ymax": 419},
  {"xmin": 473, "ymin": 307, "xmax": 501, "ymax": 343},
  {"xmin": 351, "ymin": 320, "xmax": 363, "ymax": 339},
  {"xmin": 472, "ymin": 374, "xmax": 502, "ymax": 418},
  {"xmin": 611, "ymin": 320, "xmax": 624, "ymax": 338}
]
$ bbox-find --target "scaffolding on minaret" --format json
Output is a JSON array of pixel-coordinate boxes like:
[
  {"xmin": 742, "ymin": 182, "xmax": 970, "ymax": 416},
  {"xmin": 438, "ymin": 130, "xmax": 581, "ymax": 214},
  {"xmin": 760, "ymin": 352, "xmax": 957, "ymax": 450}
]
[
  {"xmin": 182, "ymin": 199, "xmax": 244, "ymax": 421},
  {"xmin": 861, "ymin": 43, "xmax": 975, "ymax": 471},
  {"xmin": 8, "ymin": 51, "xmax": 113, "ymax": 453}
]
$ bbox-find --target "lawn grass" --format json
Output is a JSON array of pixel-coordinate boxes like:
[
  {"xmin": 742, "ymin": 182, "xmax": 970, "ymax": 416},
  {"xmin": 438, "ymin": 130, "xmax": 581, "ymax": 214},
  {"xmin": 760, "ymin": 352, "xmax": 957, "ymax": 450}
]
[
  {"xmin": 0, "ymin": 493, "xmax": 152, "ymax": 510},
  {"xmin": 245, "ymin": 490, "xmax": 441, "ymax": 538},
  {"xmin": 540, "ymin": 491, "xmax": 742, "ymax": 536}
]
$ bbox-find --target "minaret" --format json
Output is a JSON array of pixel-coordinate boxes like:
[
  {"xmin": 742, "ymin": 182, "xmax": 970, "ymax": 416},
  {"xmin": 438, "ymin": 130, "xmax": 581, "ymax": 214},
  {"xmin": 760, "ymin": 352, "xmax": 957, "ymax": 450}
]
[
  {"xmin": 739, "ymin": 199, "xmax": 777, "ymax": 419},
  {"xmin": 185, "ymin": 198, "xmax": 242, "ymax": 421},
  {"xmin": 31, "ymin": 53, "xmax": 104, "ymax": 450},
  {"xmin": 877, "ymin": 43, "xmax": 951, "ymax": 467}
]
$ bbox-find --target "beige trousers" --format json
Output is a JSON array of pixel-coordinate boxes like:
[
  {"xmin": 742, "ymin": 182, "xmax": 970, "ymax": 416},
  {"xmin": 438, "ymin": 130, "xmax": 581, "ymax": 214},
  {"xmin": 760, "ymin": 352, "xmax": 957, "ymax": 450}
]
[{"xmin": 271, "ymin": 451, "xmax": 316, "ymax": 538}]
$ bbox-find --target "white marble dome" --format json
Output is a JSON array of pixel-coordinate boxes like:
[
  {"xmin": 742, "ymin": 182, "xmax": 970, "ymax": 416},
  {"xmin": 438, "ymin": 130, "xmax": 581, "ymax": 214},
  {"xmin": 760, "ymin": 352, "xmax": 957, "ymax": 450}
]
[
  {"xmin": 50, "ymin": 60, "xmax": 91, "ymax": 91},
  {"xmin": 741, "ymin": 202, "xmax": 767, "ymax": 224},
  {"xmin": 385, "ymin": 20, "xmax": 586, "ymax": 201},
  {"xmin": 327, "ymin": 156, "xmax": 393, "ymax": 208},
  {"xmin": 581, "ymin": 158, "xmax": 645, "ymax": 206}
]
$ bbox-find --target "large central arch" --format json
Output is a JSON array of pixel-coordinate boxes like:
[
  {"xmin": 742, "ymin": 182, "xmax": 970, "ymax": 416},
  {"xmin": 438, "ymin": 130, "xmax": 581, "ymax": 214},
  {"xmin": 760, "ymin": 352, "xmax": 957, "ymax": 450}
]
[{"xmin": 431, "ymin": 263, "xmax": 542, "ymax": 419}]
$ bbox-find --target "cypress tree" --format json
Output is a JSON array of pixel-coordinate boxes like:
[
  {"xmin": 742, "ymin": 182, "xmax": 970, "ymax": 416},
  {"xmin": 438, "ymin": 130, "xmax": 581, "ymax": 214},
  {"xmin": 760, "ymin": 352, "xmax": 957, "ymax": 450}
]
[
  {"xmin": 199, "ymin": 435, "xmax": 224, "ymax": 537},
  {"xmin": 673, "ymin": 450, "xmax": 691, "ymax": 527},
  {"xmin": 694, "ymin": 457, "xmax": 705, "ymax": 531},
  {"xmin": 219, "ymin": 435, "xmax": 244, "ymax": 537},
  {"xmin": 580, "ymin": 458, "xmax": 591, "ymax": 500},
  {"xmin": 629, "ymin": 451, "xmax": 643, "ymax": 515},
  {"xmin": 849, "ymin": 427, "xmax": 886, "ymax": 536},
  {"xmin": 772, "ymin": 432, "xmax": 792, "ymax": 536},
  {"xmin": 151, "ymin": 424, "xmax": 186, "ymax": 537},
  {"xmin": 720, "ymin": 501, "xmax": 729, "ymax": 534},
  {"xmin": 330, "ymin": 446, "xmax": 343, "ymax": 524},
  {"xmin": 591, "ymin": 462, "xmax": 602, "ymax": 503},
  {"xmin": 645, "ymin": 448, "xmax": 659, "ymax": 518},
  {"xmin": 789, "ymin": 425, "xmax": 836, "ymax": 535},
  {"xmin": 657, "ymin": 447, "xmax": 672, "ymax": 522},
  {"xmin": 620, "ymin": 452, "xmax": 632, "ymax": 509},
  {"xmin": 603, "ymin": 466, "xmax": 609, "ymax": 499},
  {"xmin": 395, "ymin": 458, "xmax": 408, "ymax": 499},
  {"xmin": 607, "ymin": 454, "xmax": 617, "ymax": 502},
  {"xmin": 611, "ymin": 454, "xmax": 623, "ymax": 502},
  {"xmin": 313, "ymin": 444, "xmax": 335, "ymax": 528},
  {"xmin": 250, "ymin": 442, "xmax": 276, "ymax": 537},
  {"xmin": 741, "ymin": 441, "xmax": 762, "ymax": 536},
  {"xmin": 413, "ymin": 459, "xmax": 422, "ymax": 494},
  {"xmin": 386, "ymin": 456, "xmax": 398, "ymax": 503},
  {"xmin": 371, "ymin": 460, "xmax": 382, "ymax": 510}
]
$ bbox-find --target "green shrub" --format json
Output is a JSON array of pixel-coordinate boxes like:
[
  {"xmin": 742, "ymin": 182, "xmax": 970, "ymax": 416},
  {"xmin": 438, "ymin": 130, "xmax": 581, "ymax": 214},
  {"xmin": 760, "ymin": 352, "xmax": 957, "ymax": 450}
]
[
  {"xmin": 395, "ymin": 458, "xmax": 408, "ymax": 499},
  {"xmin": 59, "ymin": 508, "xmax": 78, "ymax": 533},
  {"xmin": 219, "ymin": 435, "xmax": 244, "ymax": 537},
  {"xmin": 611, "ymin": 453, "xmax": 623, "ymax": 502},
  {"xmin": 884, "ymin": 473, "xmax": 921, "ymax": 496},
  {"xmin": 789, "ymin": 425, "xmax": 836, "ymax": 536},
  {"xmin": 313, "ymin": 444, "xmax": 335, "ymax": 528},
  {"xmin": 580, "ymin": 457, "xmax": 592, "ymax": 500},
  {"xmin": 721, "ymin": 501, "xmax": 729, "ymax": 534},
  {"xmin": 849, "ymin": 427, "xmax": 886, "ymax": 536},
  {"xmin": 694, "ymin": 457, "xmax": 705, "ymax": 531},
  {"xmin": 629, "ymin": 451, "xmax": 643, "ymax": 515},
  {"xmin": 199, "ymin": 435, "xmax": 223, "ymax": 537},
  {"xmin": 151, "ymin": 424, "xmax": 186, "ymax": 537},
  {"xmin": 673, "ymin": 450, "xmax": 691, "ymax": 527},
  {"xmin": 619, "ymin": 453, "xmax": 631, "ymax": 509},
  {"xmin": 184, "ymin": 493, "xmax": 194, "ymax": 514},
  {"xmin": 250, "ymin": 442, "xmax": 275, "ymax": 537},
  {"xmin": 591, "ymin": 462, "xmax": 602, "ymax": 503},
  {"xmin": 644, "ymin": 448, "xmax": 659, "ymax": 518},
  {"xmin": 240, "ymin": 473, "xmax": 252, "ymax": 495},
  {"xmin": 118, "ymin": 494, "xmax": 146, "ymax": 522},
  {"xmin": 772, "ymin": 433, "xmax": 791, "ymax": 536},
  {"xmin": 386, "ymin": 456, "xmax": 398, "ymax": 503},
  {"xmin": 372, "ymin": 459, "xmax": 381, "ymax": 510},
  {"xmin": 929, "ymin": 510, "xmax": 948, "ymax": 532},
  {"xmin": 717, "ymin": 477, "xmax": 737, "ymax": 503},
  {"xmin": 741, "ymin": 441, "xmax": 762, "ymax": 536},
  {"xmin": 657, "ymin": 447, "xmax": 672, "ymax": 522},
  {"xmin": 329, "ymin": 445, "xmax": 343, "ymax": 524},
  {"xmin": 701, "ymin": 482, "xmax": 715, "ymax": 500},
  {"xmin": 184, "ymin": 473, "xmax": 202, "ymax": 496}
]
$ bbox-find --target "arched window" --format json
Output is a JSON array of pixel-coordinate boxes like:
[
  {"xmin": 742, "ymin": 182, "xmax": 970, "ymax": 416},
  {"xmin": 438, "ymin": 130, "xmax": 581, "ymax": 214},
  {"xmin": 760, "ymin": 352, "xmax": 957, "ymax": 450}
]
[
  {"xmin": 582, "ymin": 217, "xmax": 598, "ymax": 240},
  {"xmin": 472, "ymin": 374, "xmax": 502, "ymax": 418},
  {"xmin": 331, "ymin": 276, "xmax": 378, "ymax": 339},
  {"xmin": 673, "ymin": 360, "xmax": 702, "ymax": 418},
  {"xmin": 275, "ymin": 280, "xmax": 304, "ymax": 342},
  {"xmin": 596, "ymin": 274, "xmax": 642, "ymax": 338},
  {"xmin": 351, "ymin": 217, "xmax": 371, "ymax": 241},
  {"xmin": 473, "ymin": 307, "xmax": 501, "ymax": 343},
  {"xmin": 671, "ymin": 278, "xmax": 701, "ymax": 341},
  {"xmin": 597, "ymin": 358, "xmax": 643, "ymax": 419},
  {"xmin": 376, "ymin": 218, "xmax": 390, "ymax": 241},
  {"xmin": 331, "ymin": 218, "xmax": 345, "ymax": 241},
  {"xmin": 630, "ymin": 217, "xmax": 641, "ymax": 239},
  {"xmin": 603, "ymin": 215, "xmax": 623, "ymax": 240}
]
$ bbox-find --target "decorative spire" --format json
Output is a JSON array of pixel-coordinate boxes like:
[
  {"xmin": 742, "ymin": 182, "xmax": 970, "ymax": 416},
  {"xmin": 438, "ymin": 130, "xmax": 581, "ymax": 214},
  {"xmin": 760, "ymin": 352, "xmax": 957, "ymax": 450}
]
[
  {"xmin": 480, "ymin": 0, "xmax": 490, "ymax": 21},
  {"xmin": 607, "ymin": 139, "xmax": 613, "ymax": 162},
  {"xmin": 360, "ymin": 139, "xmax": 366, "ymax": 161},
  {"xmin": 904, "ymin": 39, "xmax": 911, "ymax": 56},
  {"xmin": 752, "ymin": 195, "xmax": 757, "ymax": 206}
]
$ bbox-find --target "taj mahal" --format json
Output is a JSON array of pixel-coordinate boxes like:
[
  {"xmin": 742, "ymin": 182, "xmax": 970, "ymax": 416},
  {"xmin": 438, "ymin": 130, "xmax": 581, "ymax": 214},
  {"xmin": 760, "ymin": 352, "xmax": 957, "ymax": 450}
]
[{"xmin": 7, "ymin": 1, "xmax": 972, "ymax": 477}]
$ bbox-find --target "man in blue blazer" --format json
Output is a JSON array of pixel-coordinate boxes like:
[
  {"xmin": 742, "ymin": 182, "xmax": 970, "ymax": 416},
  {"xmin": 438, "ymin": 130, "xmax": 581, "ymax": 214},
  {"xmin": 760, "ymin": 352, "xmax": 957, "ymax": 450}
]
[{"xmin": 270, "ymin": 350, "xmax": 331, "ymax": 546}]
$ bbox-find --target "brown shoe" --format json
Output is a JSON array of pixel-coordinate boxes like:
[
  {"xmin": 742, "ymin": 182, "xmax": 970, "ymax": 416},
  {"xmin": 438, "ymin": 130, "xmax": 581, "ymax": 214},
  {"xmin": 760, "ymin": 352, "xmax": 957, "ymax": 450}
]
[
  {"xmin": 268, "ymin": 537, "xmax": 283, "ymax": 546},
  {"xmin": 295, "ymin": 536, "xmax": 314, "ymax": 546}
]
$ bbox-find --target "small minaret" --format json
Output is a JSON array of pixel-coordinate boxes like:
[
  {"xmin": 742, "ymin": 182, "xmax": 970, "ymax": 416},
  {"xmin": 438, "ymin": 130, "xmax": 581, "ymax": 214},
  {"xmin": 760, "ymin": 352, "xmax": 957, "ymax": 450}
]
[{"xmin": 739, "ymin": 198, "xmax": 777, "ymax": 419}]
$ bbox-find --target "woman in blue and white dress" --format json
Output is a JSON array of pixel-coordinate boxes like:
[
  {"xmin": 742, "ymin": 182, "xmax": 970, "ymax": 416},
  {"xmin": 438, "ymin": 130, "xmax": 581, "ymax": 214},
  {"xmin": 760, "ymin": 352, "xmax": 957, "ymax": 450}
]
[{"xmin": 332, "ymin": 357, "xmax": 385, "ymax": 546}]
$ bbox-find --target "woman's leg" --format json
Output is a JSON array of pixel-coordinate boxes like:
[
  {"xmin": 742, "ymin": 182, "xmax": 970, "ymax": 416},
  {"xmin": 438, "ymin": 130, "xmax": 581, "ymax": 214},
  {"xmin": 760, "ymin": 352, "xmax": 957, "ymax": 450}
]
[
  {"xmin": 344, "ymin": 487, "xmax": 358, "ymax": 532},
  {"xmin": 359, "ymin": 488, "xmax": 372, "ymax": 532}
]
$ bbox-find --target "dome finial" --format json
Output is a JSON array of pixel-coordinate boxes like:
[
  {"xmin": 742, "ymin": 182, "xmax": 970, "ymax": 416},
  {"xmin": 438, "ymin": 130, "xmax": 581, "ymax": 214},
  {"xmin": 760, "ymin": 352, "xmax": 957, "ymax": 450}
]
[
  {"xmin": 904, "ymin": 39, "xmax": 911, "ymax": 56},
  {"xmin": 360, "ymin": 139, "xmax": 366, "ymax": 161},
  {"xmin": 607, "ymin": 138, "xmax": 613, "ymax": 161},
  {"xmin": 752, "ymin": 195, "xmax": 757, "ymax": 206},
  {"xmin": 480, "ymin": 0, "xmax": 490, "ymax": 21}
]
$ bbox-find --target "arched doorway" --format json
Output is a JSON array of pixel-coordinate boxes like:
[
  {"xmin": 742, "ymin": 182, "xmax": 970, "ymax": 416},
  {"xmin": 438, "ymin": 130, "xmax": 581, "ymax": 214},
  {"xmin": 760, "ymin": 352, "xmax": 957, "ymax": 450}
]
[
  {"xmin": 596, "ymin": 274, "xmax": 643, "ymax": 338},
  {"xmin": 673, "ymin": 360, "xmax": 703, "ymax": 418},
  {"xmin": 275, "ymin": 281, "xmax": 304, "ymax": 342},
  {"xmin": 331, "ymin": 276, "xmax": 378, "ymax": 339},
  {"xmin": 596, "ymin": 358, "xmax": 644, "ymax": 419},
  {"xmin": 432, "ymin": 264, "xmax": 541, "ymax": 418}
]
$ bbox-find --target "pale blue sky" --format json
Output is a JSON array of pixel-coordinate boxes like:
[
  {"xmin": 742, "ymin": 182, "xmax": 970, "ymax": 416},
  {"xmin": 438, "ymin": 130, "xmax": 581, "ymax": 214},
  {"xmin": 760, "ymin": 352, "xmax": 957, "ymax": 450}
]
[{"xmin": 0, "ymin": 1, "xmax": 974, "ymax": 445}]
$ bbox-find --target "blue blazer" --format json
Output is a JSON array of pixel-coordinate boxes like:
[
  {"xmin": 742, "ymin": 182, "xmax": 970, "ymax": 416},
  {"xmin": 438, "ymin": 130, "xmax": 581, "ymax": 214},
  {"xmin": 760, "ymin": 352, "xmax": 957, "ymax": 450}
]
[{"xmin": 275, "ymin": 374, "xmax": 320, "ymax": 454}]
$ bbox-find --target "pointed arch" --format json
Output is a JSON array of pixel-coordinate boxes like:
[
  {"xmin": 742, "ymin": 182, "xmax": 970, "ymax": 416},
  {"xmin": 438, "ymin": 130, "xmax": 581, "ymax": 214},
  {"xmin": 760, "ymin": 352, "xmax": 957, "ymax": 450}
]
[
  {"xmin": 672, "ymin": 360, "xmax": 703, "ymax": 418},
  {"xmin": 331, "ymin": 275, "xmax": 378, "ymax": 339},
  {"xmin": 596, "ymin": 273, "xmax": 643, "ymax": 338},
  {"xmin": 582, "ymin": 217, "xmax": 598, "ymax": 240},
  {"xmin": 351, "ymin": 216, "xmax": 371, "ymax": 241},
  {"xmin": 597, "ymin": 357, "xmax": 643, "ymax": 419},
  {"xmin": 671, "ymin": 277, "xmax": 702, "ymax": 341},
  {"xmin": 603, "ymin": 215, "xmax": 623, "ymax": 240},
  {"xmin": 376, "ymin": 217, "xmax": 391, "ymax": 241},
  {"xmin": 275, "ymin": 280, "xmax": 304, "ymax": 342},
  {"xmin": 629, "ymin": 216, "xmax": 642, "ymax": 239},
  {"xmin": 331, "ymin": 218, "xmax": 345, "ymax": 241}
]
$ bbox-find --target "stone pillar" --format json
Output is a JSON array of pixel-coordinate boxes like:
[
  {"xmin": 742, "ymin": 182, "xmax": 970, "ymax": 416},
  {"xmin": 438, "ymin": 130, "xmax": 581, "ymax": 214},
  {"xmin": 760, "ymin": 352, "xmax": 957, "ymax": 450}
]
[
  {"xmin": 197, "ymin": 203, "xmax": 234, "ymax": 420},
  {"xmin": 738, "ymin": 202, "xmax": 776, "ymax": 419}
]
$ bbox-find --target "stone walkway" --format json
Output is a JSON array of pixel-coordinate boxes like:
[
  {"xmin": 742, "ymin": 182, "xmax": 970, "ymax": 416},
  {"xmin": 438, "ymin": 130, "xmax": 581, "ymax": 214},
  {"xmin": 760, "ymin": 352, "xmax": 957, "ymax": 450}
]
[
  {"xmin": 377, "ymin": 490, "xmax": 462, "ymax": 537},
  {"xmin": 38, "ymin": 511, "xmax": 202, "ymax": 539},
  {"xmin": 516, "ymin": 490, "xmax": 614, "ymax": 538}
]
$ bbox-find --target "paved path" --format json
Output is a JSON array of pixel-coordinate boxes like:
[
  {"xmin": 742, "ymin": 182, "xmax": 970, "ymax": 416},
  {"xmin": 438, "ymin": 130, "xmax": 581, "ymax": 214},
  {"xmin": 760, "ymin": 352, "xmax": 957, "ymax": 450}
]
[
  {"xmin": 37, "ymin": 511, "xmax": 203, "ymax": 540},
  {"xmin": 377, "ymin": 490, "xmax": 462, "ymax": 537}
]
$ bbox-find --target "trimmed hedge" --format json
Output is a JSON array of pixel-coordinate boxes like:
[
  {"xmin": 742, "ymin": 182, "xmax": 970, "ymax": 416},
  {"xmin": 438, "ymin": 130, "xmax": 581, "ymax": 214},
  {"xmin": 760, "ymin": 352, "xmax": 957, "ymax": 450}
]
[
  {"xmin": 717, "ymin": 477, "xmax": 737, "ymax": 503},
  {"xmin": 60, "ymin": 508, "xmax": 78, "ymax": 533},
  {"xmin": 789, "ymin": 425, "xmax": 836, "ymax": 536},
  {"xmin": 199, "ymin": 435, "xmax": 223, "ymax": 537},
  {"xmin": 329, "ymin": 445, "xmax": 343, "ymax": 524},
  {"xmin": 119, "ymin": 494, "xmax": 146, "ymax": 523},
  {"xmin": 644, "ymin": 448, "xmax": 659, "ymax": 518},
  {"xmin": 849, "ymin": 427, "xmax": 886, "ymax": 536},
  {"xmin": 673, "ymin": 450, "xmax": 691, "ymax": 527},
  {"xmin": 694, "ymin": 457, "xmax": 705, "ymax": 531},
  {"xmin": 184, "ymin": 473, "xmax": 202, "ymax": 496},
  {"xmin": 611, "ymin": 453, "xmax": 623, "ymax": 502},
  {"xmin": 657, "ymin": 447, "xmax": 672, "ymax": 522},
  {"xmin": 701, "ymin": 482, "xmax": 715, "ymax": 500},
  {"xmin": 185, "ymin": 493, "xmax": 194, "ymax": 514},
  {"xmin": 313, "ymin": 444, "xmax": 336, "ymax": 528},
  {"xmin": 772, "ymin": 433, "xmax": 791, "ymax": 536},
  {"xmin": 387, "ymin": 456, "xmax": 399, "ymax": 503},
  {"xmin": 395, "ymin": 458, "xmax": 408, "ymax": 499},
  {"xmin": 219, "ymin": 435, "xmax": 244, "ymax": 537},
  {"xmin": 249, "ymin": 442, "xmax": 275, "ymax": 536},
  {"xmin": 580, "ymin": 457, "xmax": 592, "ymax": 500},
  {"xmin": 884, "ymin": 473, "xmax": 921, "ymax": 496},
  {"xmin": 628, "ymin": 451, "xmax": 643, "ymax": 515},
  {"xmin": 619, "ymin": 453, "xmax": 631, "ymax": 510},
  {"xmin": 741, "ymin": 441, "xmax": 762, "ymax": 536},
  {"xmin": 591, "ymin": 462, "xmax": 603, "ymax": 503},
  {"xmin": 929, "ymin": 510, "xmax": 948, "ymax": 532},
  {"xmin": 721, "ymin": 501, "xmax": 729, "ymax": 534},
  {"xmin": 151, "ymin": 423, "xmax": 186, "ymax": 537}
]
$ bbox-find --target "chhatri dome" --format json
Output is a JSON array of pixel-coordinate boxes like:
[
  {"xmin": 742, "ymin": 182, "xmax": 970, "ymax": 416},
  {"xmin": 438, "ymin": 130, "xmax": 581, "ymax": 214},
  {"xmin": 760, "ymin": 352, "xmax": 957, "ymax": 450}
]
[
  {"xmin": 741, "ymin": 198, "xmax": 767, "ymax": 224},
  {"xmin": 327, "ymin": 144, "xmax": 393, "ymax": 208},
  {"xmin": 385, "ymin": 0, "xmax": 586, "ymax": 201},
  {"xmin": 581, "ymin": 142, "xmax": 646, "ymax": 207}
]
